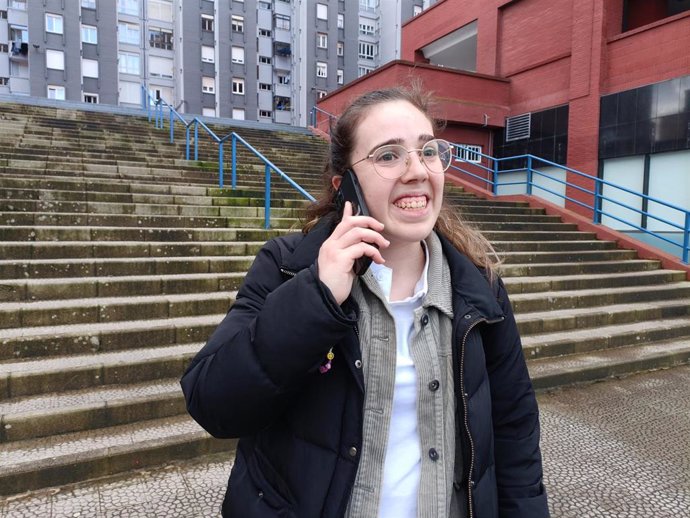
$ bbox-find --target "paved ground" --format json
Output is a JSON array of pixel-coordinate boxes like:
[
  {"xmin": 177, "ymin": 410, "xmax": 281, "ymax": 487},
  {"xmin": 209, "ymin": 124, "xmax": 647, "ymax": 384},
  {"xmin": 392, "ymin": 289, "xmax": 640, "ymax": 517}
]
[{"xmin": 1, "ymin": 365, "xmax": 689, "ymax": 517}]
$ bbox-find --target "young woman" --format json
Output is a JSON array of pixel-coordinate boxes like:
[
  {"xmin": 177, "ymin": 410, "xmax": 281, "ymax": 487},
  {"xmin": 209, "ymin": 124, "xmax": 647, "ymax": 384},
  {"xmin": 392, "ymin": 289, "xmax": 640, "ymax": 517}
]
[{"xmin": 181, "ymin": 87, "xmax": 549, "ymax": 518}]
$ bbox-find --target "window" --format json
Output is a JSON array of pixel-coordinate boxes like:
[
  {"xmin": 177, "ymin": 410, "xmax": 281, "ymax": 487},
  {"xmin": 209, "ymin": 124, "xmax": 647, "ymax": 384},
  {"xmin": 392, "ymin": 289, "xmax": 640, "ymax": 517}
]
[
  {"xmin": 337, "ymin": 69, "xmax": 343, "ymax": 85},
  {"xmin": 259, "ymin": 28, "xmax": 271, "ymax": 37},
  {"xmin": 0, "ymin": 77, "xmax": 10, "ymax": 86},
  {"xmin": 46, "ymin": 49, "xmax": 65, "ymax": 70},
  {"xmin": 0, "ymin": 11, "xmax": 6, "ymax": 19},
  {"xmin": 202, "ymin": 14, "xmax": 214, "ymax": 32},
  {"xmin": 259, "ymin": 56, "xmax": 272, "ymax": 64},
  {"xmin": 278, "ymin": 74, "xmax": 290, "ymax": 85},
  {"xmin": 358, "ymin": 42, "xmax": 376, "ymax": 60},
  {"xmin": 82, "ymin": 59, "xmax": 99, "ymax": 78},
  {"xmin": 274, "ymin": 96, "xmax": 290, "ymax": 110},
  {"xmin": 337, "ymin": 14, "xmax": 344, "ymax": 28},
  {"xmin": 232, "ymin": 15, "xmax": 244, "ymax": 32},
  {"xmin": 232, "ymin": 78, "xmax": 245, "ymax": 95},
  {"xmin": 231, "ymin": 46, "xmax": 244, "ymax": 64},
  {"xmin": 359, "ymin": 22, "xmax": 375, "ymax": 36},
  {"xmin": 337, "ymin": 41, "xmax": 344, "ymax": 56},
  {"xmin": 259, "ymin": 83, "xmax": 272, "ymax": 91},
  {"xmin": 45, "ymin": 14, "xmax": 63, "ymax": 34},
  {"xmin": 118, "ymin": 0, "xmax": 139, "ymax": 15},
  {"xmin": 81, "ymin": 0, "xmax": 96, "ymax": 9},
  {"xmin": 413, "ymin": 5, "xmax": 422, "ymax": 16},
  {"xmin": 81, "ymin": 25, "xmax": 98, "ymax": 45},
  {"xmin": 118, "ymin": 52, "xmax": 140, "ymax": 74},
  {"xmin": 316, "ymin": 3, "xmax": 328, "ymax": 20},
  {"xmin": 47, "ymin": 85, "xmax": 65, "ymax": 100},
  {"xmin": 359, "ymin": 0, "xmax": 377, "ymax": 11},
  {"xmin": 201, "ymin": 45, "xmax": 214, "ymax": 63},
  {"xmin": 316, "ymin": 90, "xmax": 327, "ymax": 99},
  {"xmin": 258, "ymin": 1, "xmax": 271, "ymax": 8},
  {"xmin": 455, "ymin": 144, "xmax": 482, "ymax": 164},
  {"xmin": 0, "ymin": 44, "xmax": 8, "ymax": 53},
  {"xmin": 149, "ymin": 56, "xmax": 173, "ymax": 78},
  {"xmin": 316, "ymin": 61, "xmax": 327, "ymax": 78},
  {"xmin": 10, "ymin": 61, "xmax": 28, "ymax": 77},
  {"xmin": 259, "ymin": 110, "xmax": 272, "ymax": 118},
  {"xmin": 119, "ymin": 81, "xmax": 140, "ymax": 104},
  {"xmin": 10, "ymin": 0, "xmax": 26, "ymax": 10},
  {"xmin": 119, "ymin": 22, "xmax": 140, "ymax": 45},
  {"xmin": 274, "ymin": 14, "xmax": 290, "ymax": 30},
  {"xmin": 358, "ymin": 65, "xmax": 373, "ymax": 77},
  {"xmin": 149, "ymin": 27, "xmax": 173, "ymax": 49},
  {"xmin": 317, "ymin": 33, "xmax": 327, "ymax": 49},
  {"xmin": 232, "ymin": 108, "xmax": 245, "ymax": 120},
  {"xmin": 202, "ymin": 76, "xmax": 215, "ymax": 94},
  {"xmin": 148, "ymin": 0, "xmax": 172, "ymax": 22},
  {"xmin": 83, "ymin": 93, "xmax": 99, "ymax": 103},
  {"xmin": 202, "ymin": 108, "xmax": 216, "ymax": 117}
]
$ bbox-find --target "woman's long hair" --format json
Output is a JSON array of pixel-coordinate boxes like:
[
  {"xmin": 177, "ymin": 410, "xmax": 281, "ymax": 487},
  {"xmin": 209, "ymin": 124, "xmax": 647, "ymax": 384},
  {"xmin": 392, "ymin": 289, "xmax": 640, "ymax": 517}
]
[{"xmin": 303, "ymin": 86, "xmax": 500, "ymax": 275}]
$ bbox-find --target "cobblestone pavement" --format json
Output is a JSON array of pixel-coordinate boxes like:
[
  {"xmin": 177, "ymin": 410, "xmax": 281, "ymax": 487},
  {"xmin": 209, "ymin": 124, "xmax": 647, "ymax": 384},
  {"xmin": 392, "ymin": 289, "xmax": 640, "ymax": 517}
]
[{"xmin": 1, "ymin": 366, "xmax": 689, "ymax": 517}]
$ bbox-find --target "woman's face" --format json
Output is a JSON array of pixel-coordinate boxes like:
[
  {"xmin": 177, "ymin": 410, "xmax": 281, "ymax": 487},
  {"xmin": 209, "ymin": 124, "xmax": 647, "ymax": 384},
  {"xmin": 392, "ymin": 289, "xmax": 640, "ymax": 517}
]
[{"xmin": 348, "ymin": 99, "xmax": 445, "ymax": 250}]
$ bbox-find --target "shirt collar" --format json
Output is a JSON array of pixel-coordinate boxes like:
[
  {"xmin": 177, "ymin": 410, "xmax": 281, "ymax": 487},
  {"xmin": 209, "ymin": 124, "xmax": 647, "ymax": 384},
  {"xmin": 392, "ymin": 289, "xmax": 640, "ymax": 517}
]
[{"xmin": 369, "ymin": 240, "xmax": 429, "ymax": 304}]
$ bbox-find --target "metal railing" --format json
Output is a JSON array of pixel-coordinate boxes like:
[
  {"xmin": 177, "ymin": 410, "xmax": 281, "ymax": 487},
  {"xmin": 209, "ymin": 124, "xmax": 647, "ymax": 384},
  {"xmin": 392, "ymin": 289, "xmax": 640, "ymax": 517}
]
[
  {"xmin": 449, "ymin": 145, "xmax": 690, "ymax": 263},
  {"xmin": 142, "ymin": 87, "xmax": 315, "ymax": 228},
  {"xmin": 309, "ymin": 106, "xmax": 337, "ymax": 135}
]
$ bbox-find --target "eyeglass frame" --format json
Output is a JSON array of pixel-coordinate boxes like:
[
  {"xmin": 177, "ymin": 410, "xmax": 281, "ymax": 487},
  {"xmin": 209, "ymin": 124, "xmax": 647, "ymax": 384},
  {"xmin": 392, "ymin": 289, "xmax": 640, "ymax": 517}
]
[{"xmin": 349, "ymin": 138, "xmax": 453, "ymax": 180}]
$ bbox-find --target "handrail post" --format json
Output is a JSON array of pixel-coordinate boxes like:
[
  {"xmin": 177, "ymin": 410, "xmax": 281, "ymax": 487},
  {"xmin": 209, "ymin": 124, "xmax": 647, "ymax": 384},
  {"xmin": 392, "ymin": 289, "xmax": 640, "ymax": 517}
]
[
  {"xmin": 185, "ymin": 124, "xmax": 191, "ymax": 160},
  {"xmin": 169, "ymin": 108, "xmax": 174, "ymax": 143},
  {"xmin": 683, "ymin": 212, "xmax": 689, "ymax": 264},
  {"xmin": 492, "ymin": 157, "xmax": 499, "ymax": 196},
  {"xmin": 194, "ymin": 120, "xmax": 199, "ymax": 161},
  {"xmin": 526, "ymin": 155, "xmax": 533, "ymax": 195},
  {"xmin": 264, "ymin": 164, "xmax": 271, "ymax": 229},
  {"xmin": 593, "ymin": 179, "xmax": 603, "ymax": 224},
  {"xmin": 218, "ymin": 142, "xmax": 224, "ymax": 189},
  {"xmin": 231, "ymin": 134, "xmax": 237, "ymax": 190}
]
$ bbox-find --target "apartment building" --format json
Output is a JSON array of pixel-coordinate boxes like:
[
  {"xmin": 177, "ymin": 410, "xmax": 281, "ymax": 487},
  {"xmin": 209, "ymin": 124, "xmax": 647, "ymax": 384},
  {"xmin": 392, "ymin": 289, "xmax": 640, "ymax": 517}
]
[{"xmin": 0, "ymin": 0, "xmax": 425, "ymax": 125}]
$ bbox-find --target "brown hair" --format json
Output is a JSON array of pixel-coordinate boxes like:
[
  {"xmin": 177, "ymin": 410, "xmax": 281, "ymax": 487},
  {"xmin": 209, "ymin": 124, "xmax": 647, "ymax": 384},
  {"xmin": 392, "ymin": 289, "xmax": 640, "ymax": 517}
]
[{"xmin": 303, "ymin": 86, "xmax": 500, "ymax": 275}]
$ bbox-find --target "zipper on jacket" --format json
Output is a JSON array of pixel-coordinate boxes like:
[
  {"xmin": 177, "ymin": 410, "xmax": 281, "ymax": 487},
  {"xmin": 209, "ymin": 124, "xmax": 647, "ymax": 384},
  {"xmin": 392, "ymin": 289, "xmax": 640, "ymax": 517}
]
[
  {"xmin": 280, "ymin": 268, "xmax": 297, "ymax": 277},
  {"xmin": 459, "ymin": 316, "xmax": 485, "ymax": 518}
]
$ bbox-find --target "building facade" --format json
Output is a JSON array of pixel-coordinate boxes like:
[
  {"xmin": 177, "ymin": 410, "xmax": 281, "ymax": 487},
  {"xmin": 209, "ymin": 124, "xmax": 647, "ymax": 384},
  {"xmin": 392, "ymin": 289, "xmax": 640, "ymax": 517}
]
[
  {"xmin": 317, "ymin": 0, "xmax": 690, "ymax": 246},
  {"xmin": 0, "ymin": 0, "xmax": 424, "ymax": 125}
]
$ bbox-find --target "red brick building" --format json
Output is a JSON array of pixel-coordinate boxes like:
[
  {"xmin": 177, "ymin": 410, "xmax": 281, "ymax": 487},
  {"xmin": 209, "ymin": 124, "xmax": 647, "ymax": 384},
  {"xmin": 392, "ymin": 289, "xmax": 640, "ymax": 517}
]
[{"xmin": 316, "ymin": 0, "xmax": 690, "ymax": 235}]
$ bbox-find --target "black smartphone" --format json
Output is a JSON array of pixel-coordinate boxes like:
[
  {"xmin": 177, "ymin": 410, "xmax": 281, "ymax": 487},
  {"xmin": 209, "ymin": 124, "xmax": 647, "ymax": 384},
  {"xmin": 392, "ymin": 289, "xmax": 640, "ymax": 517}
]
[{"xmin": 333, "ymin": 169, "xmax": 376, "ymax": 276}]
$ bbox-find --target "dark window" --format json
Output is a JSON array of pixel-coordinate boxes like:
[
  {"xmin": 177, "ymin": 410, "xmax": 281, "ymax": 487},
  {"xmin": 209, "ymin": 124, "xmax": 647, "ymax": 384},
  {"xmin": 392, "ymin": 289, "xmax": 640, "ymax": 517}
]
[{"xmin": 149, "ymin": 28, "xmax": 173, "ymax": 50}]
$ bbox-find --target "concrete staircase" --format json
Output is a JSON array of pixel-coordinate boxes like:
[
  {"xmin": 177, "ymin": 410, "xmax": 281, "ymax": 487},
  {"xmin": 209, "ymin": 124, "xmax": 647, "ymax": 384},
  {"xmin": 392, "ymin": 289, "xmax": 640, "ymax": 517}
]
[{"xmin": 0, "ymin": 102, "xmax": 689, "ymax": 498}]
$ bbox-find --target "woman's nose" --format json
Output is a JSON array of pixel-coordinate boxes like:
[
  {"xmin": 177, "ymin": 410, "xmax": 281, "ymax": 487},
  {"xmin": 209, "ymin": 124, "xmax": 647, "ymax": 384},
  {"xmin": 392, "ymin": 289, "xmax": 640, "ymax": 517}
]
[{"xmin": 402, "ymin": 150, "xmax": 429, "ymax": 180}]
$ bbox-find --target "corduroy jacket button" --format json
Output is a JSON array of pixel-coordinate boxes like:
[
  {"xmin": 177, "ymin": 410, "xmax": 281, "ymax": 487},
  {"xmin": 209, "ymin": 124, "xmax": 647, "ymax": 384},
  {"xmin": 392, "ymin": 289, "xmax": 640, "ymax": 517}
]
[
  {"xmin": 354, "ymin": 359, "xmax": 362, "ymax": 369},
  {"xmin": 348, "ymin": 446, "xmax": 358, "ymax": 457},
  {"xmin": 453, "ymin": 481, "xmax": 461, "ymax": 491},
  {"xmin": 464, "ymin": 314, "xmax": 472, "ymax": 319},
  {"xmin": 428, "ymin": 379, "xmax": 440, "ymax": 391},
  {"xmin": 421, "ymin": 314, "xmax": 429, "ymax": 326},
  {"xmin": 428, "ymin": 448, "xmax": 439, "ymax": 461}
]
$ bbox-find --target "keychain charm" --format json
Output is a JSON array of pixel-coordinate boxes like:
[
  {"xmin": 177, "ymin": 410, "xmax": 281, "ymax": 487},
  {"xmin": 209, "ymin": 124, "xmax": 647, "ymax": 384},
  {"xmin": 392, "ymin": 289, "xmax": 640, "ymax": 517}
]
[{"xmin": 319, "ymin": 348, "xmax": 335, "ymax": 374}]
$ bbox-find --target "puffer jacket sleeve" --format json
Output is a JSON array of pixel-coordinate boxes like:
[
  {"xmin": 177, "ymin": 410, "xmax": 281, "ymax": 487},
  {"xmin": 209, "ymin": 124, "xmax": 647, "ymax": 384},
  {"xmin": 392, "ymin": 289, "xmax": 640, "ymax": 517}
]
[
  {"xmin": 482, "ymin": 277, "xmax": 549, "ymax": 518},
  {"xmin": 180, "ymin": 236, "xmax": 356, "ymax": 439}
]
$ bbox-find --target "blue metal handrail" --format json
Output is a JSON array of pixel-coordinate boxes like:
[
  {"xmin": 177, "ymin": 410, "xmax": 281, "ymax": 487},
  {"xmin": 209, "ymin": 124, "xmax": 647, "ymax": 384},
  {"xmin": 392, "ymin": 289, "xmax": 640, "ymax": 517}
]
[
  {"xmin": 141, "ymin": 87, "xmax": 315, "ymax": 228},
  {"xmin": 448, "ymin": 143, "xmax": 689, "ymax": 263}
]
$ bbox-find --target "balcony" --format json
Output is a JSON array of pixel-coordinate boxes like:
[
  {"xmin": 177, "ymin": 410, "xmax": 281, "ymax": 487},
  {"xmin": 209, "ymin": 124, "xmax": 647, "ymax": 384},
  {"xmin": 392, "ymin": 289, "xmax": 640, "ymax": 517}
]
[{"xmin": 10, "ymin": 42, "xmax": 28, "ymax": 62}]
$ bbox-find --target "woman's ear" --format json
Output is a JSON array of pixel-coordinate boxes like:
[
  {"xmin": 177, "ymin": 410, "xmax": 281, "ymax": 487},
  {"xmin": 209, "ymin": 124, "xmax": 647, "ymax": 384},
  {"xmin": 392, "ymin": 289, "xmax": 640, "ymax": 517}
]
[{"xmin": 331, "ymin": 175, "xmax": 342, "ymax": 190}]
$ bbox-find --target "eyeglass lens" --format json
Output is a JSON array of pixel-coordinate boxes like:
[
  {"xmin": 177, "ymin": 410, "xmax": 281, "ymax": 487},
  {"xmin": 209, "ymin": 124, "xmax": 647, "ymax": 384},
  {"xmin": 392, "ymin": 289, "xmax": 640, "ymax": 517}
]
[{"xmin": 371, "ymin": 139, "xmax": 451, "ymax": 178}]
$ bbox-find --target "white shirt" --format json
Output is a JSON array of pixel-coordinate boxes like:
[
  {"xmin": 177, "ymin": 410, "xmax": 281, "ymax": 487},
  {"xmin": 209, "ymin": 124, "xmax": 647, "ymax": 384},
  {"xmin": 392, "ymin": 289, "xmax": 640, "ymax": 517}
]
[{"xmin": 370, "ymin": 245, "xmax": 430, "ymax": 518}]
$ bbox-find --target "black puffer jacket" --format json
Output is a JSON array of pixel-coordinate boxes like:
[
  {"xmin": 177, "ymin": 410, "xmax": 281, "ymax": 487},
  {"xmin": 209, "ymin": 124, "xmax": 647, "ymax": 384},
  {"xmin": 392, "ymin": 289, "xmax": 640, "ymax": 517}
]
[{"xmin": 181, "ymin": 219, "xmax": 549, "ymax": 518}]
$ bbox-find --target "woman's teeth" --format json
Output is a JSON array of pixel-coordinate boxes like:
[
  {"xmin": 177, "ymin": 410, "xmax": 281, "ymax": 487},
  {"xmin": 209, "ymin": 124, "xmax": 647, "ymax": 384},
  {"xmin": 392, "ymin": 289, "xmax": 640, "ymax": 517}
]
[{"xmin": 394, "ymin": 197, "xmax": 427, "ymax": 209}]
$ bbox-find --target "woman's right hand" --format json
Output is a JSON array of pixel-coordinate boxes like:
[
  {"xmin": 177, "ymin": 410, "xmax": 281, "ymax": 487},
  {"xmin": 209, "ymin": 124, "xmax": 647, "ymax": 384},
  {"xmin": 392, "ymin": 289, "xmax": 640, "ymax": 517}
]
[{"xmin": 317, "ymin": 202, "xmax": 389, "ymax": 305}]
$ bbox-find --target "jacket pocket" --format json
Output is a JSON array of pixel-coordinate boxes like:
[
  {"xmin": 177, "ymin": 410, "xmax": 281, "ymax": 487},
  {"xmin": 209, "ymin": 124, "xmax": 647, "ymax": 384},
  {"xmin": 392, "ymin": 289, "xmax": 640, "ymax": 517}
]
[{"xmin": 222, "ymin": 447, "xmax": 295, "ymax": 518}]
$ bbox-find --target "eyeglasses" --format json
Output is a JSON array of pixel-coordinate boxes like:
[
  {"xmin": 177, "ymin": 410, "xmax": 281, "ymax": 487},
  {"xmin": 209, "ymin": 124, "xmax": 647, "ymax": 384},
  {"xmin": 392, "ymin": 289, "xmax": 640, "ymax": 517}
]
[{"xmin": 350, "ymin": 138, "xmax": 453, "ymax": 180}]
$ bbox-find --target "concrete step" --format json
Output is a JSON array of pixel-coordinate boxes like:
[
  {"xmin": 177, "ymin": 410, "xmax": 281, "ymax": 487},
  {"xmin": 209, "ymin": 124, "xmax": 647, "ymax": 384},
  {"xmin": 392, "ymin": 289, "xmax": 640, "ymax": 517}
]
[
  {"xmin": 498, "ymin": 249, "xmax": 639, "ymax": 264},
  {"xmin": 500, "ymin": 258, "xmax": 664, "ymax": 276},
  {"xmin": 0, "ymin": 255, "xmax": 255, "ymax": 279},
  {"xmin": 0, "ymin": 342, "xmax": 204, "ymax": 399},
  {"xmin": 516, "ymin": 298, "xmax": 690, "ymax": 335},
  {"xmin": 0, "ymin": 290, "xmax": 236, "ymax": 328},
  {"xmin": 509, "ymin": 283, "xmax": 690, "ymax": 313},
  {"xmin": 0, "ymin": 378, "xmax": 183, "ymax": 442},
  {"xmin": 0, "ymin": 414, "xmax": 234, "ymax": 496},
  {"xmin": 0, "ymin": 239, "xmax": 264, "ymax": 260},
  {"xmin": 527, "ymin": 337, "xmax": 690, "ymax": 389},
  {"xmin": 0, "ymin": 272, "xmax": 246, "ymax": 302},
  {"xmin": 0, "ymin": 225, "xmax": 289, "ymax": 242},
  {"xmin": 0, "ymin": 313, "xmax": 224, "ymax": 361},
  {"xmin": 504, "ymin": 269, "xmax": 687, "ymax": 294},
  {"xmin": 493, "ymin": 240, "xmax": 617, "ymax": 252}
]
